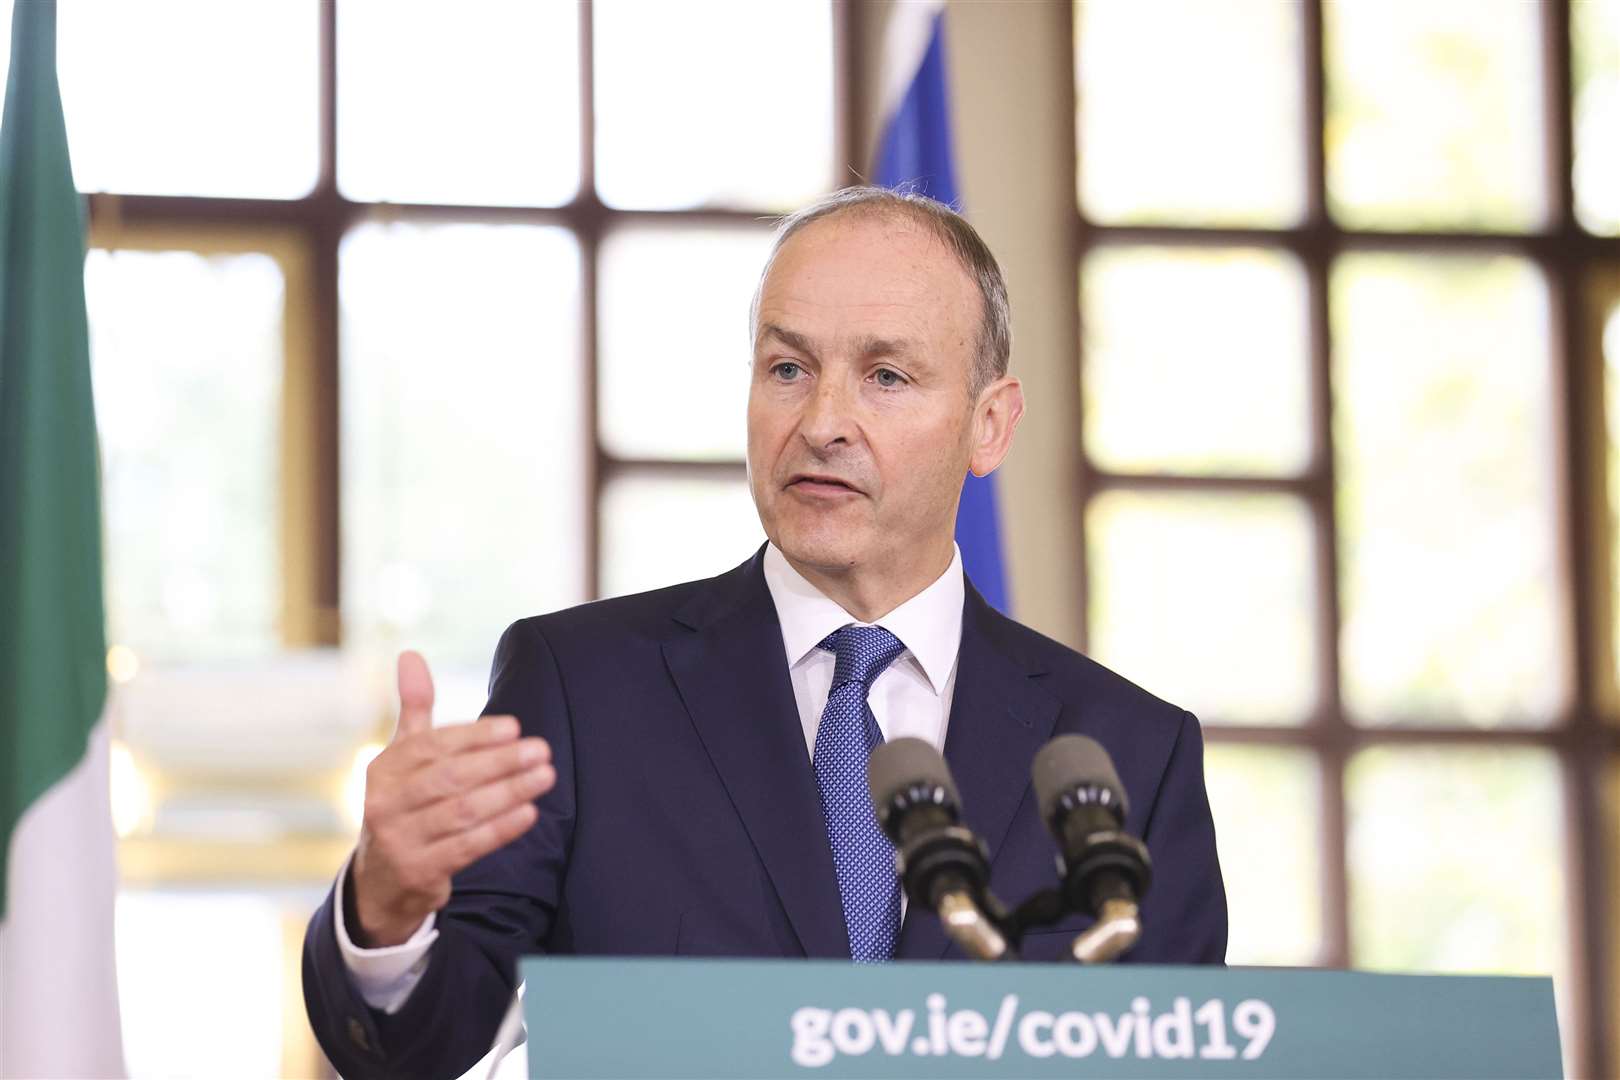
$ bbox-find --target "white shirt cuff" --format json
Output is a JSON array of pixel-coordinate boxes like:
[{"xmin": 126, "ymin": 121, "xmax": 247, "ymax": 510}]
[{"xmin": 333, "ymin": 853, "xmax": 439, "ymax": 1015}]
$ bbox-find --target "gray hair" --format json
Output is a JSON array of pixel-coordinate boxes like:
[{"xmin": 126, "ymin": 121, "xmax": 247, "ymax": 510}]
[{"xmin": 749, "ymin": 186, "xmax": 1012, "ymax": 397}]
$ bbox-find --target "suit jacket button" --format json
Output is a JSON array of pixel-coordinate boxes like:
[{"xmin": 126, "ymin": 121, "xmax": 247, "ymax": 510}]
[{"xmin": 347, "ymin": 1017, "xmax": 370, "ymax": 1052}]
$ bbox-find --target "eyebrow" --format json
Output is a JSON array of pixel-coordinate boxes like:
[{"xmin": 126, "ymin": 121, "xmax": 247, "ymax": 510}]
[
  {"xmin": 758, "ymin": 323, "xmax": 818, "ymax": 357},
  {"xmin": 758, "ymin": 323, "xmax": 917, "ymax": 363},
  {"xmin": 851, "ymin": 334, "xmax": 915, "ymax": 362}
]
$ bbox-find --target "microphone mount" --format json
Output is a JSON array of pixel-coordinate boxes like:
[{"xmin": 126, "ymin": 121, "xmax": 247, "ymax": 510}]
[
  {"xmin": 1031, "ymin": 736, "xmax": 1154, "ymax": 964},
  {"xmin": 869, "ymin": 749, "xmax": 1014, "ymax": 962}
]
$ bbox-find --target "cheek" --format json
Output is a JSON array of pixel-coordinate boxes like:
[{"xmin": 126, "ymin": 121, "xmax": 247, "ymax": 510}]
[
  {"xmin": 881, "ymin": 419, "xmax": 973, "ymax": 509},
  {"xmin": 746, "ymin": 396, "xmax": 791, "ymax": 481},
  {"xmin": 745, "ymin": 394, "xmax": 773, "ymax": 454}
]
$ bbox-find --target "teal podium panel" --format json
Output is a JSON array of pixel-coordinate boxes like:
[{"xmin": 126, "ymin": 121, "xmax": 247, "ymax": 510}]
[{"xmin": 520, "ymin": 958, "xmax": 1560, "ymax": 1079}]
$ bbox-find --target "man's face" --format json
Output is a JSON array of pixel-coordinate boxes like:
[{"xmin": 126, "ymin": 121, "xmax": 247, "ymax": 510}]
[{"xmin": 746, "ymin": 212, "xmax": 983, "ymax": 583}]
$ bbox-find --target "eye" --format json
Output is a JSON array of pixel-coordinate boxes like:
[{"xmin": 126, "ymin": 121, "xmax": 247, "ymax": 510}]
[
  {"xmin": 770, "ymin": 361, "xmax": 804, "ymax": 381},
  {"xmin": 874, "ymin": 367, "xmax": 907, "ymax": 388}
]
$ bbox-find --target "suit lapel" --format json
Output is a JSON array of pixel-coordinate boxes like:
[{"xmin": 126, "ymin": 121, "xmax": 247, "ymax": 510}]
[
  {"xmin": 897, "ymin": 585, "xmax": 1061, "ymax": 960},
  {"xmin": 661, "ymin": 551, "xmax": 850, "ymax": 959}
]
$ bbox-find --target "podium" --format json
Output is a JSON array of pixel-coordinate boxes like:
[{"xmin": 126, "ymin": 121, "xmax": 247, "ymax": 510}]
[{"xmin": 519, "ymin": 957, "xmax": 1561, "ymax": 1078}]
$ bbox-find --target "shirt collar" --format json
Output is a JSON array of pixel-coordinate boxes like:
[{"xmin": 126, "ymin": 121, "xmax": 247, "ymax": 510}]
[{"xmin": 761, "ymin": 541, "xmax": 965, "ymax": 695}]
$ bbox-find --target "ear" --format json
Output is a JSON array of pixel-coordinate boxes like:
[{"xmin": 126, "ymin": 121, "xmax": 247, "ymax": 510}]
[{"xmin": 967, "ymin": 375, "xmax": 1025, "ymax": 478}]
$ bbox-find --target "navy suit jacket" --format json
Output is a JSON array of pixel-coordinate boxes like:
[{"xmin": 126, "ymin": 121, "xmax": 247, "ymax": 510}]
[{"xmin": 303, "ymin": 549, "xmax": 1227, "ymax": 1079}]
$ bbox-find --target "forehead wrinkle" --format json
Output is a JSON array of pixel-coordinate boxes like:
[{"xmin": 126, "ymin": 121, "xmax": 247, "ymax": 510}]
[
  {"xmin": 755, "ymin": 220, "xmax": 977, "ymax": 378},
  {"xmin": 850, "ymin": 332, "xmax": 914, "ymax": 359},
  {"xmin": 757, "ymin": 294, "xmax": 928, "ymax": 352},
  {"xmin": 764, "ymin": 317, "xmax": 929, "ymax": 367}
]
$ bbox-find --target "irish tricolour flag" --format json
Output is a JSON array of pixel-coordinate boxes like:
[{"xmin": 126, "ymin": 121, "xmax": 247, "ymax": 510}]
[{"xmin": 0, "ymin": 2, "xmax": 125, "ymax": 1075}]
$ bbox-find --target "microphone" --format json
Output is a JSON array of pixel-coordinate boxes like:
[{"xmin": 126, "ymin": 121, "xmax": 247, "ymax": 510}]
[
  {"xmin": 1030, "ymin": 734, "xmax": 1152, "ymax": 964},
  {"xmin": 866, "ymin": 738, "xmax": 1011, "ymax": 961}
]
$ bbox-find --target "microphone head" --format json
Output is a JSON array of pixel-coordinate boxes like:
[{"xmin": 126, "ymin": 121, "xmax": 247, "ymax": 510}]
[
  {"xmin": 1032, "ymin": 734, "xmax": 1129, "ymax": 825},
  {"xmin": 867, "ymin": 737, "xmax": 961, "ymax": 835}
]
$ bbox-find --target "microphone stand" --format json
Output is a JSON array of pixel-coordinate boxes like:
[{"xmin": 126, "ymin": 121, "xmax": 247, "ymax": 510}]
[
  {"xmin": 935, "ymin": 888, "xmax": 1015, "ymax": 962},
  {"xmin": 997, "ymin": 885, "xmax": 1141, "ymax": 964},
  {"xmin": 484, "ymin": 982, "xmax": 526, "ymax": 1079},
  {"xmin": 1069, "ymin": 897, "xmax": 1141, "ymax": 964}
]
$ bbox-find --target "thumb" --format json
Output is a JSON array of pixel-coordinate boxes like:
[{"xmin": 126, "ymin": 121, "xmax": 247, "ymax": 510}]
[{"xmin": 394, "ymin": 650, "xmax": 435, "ymax": 738}]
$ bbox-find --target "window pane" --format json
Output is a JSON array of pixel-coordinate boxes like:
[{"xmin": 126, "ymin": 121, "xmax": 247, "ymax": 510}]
[
  {"xmin": 600, "ymin": 472, "xmax": 763, "ymax": 599},
  {"xmin": 593, "ymin": 0, "xmax": 834, "ymax": 211},
  {"xmin": 1086, "ymin": 491, "xmax": 1316, "ymax": 725},
  {"xmin": 53, "ymin": 0, "xmax": 319, "ymax": 198},
  {"xmin": 1204, "ymin": 744, "xmax": 1323, "ymax": 965},
  {"xmin": 1347, "ymin": 746, "xmax": 1571, "ymax": 1052},
  {"xmin": 1075, "ymin": 0, "xmax": 1304, "ymax": 227},
  {"xmin": 341, "ymin": 223, "xmax": 586, "ymax": 722},
  {"xmin": 599, "ymin": 224, "xmax": 770, "ymax": 461},
  {"xmin": 86, "ymin": 249, "xmax": 283, "ymax": 663},
  {"xmin": 1574, "ymin": 0, "xmax": 1620, "ymax": 234},
  {"xmin": 117, "ymin": 889, "xmax": 289, "ymax": 1078},
  {"xmin": 1324, "ymin": 1, "xmax": 1545, "ymax": 231},
  {"xmin": 1082, "ymin": 247, "xmax": 1310, "ymax": 475},
  {"xmin": 1334, "ymin": 253, "xmax": 1563, "ymax": 726},
  {"xmin": 337, "ymin": 0, "xmax": 580, "ymax": 207}
]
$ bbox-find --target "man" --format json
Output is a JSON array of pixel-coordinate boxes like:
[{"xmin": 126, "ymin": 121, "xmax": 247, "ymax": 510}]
[{"xmin": 303, "ymin": 187, "xmax": 1227, "ymax": 1079}]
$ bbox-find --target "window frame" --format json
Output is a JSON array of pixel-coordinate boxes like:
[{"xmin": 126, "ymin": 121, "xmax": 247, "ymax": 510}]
[
  {"xmin": 1068, "ymin": 3, "xmax": 1618, "ymax": 1076},
  {"xmin": 77, "ymin": 0, "xmax": 1618, "ymax": 1072},
  {"xmin": 78, "ymin": 6, "xmax": 854, "ymax": 1078},
  {"xmin": 85, "ymin": 0, "xmax": 856, "ymax": 638}
]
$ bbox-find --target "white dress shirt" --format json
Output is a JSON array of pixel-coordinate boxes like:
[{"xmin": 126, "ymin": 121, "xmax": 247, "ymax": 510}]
[
  {"xmin": 764, "ymin": 541, "xmax": 962, "ymax": 756},
  {"xmin": 336, "ymin": 542, "xmax": 966, "ymax": 1012}
]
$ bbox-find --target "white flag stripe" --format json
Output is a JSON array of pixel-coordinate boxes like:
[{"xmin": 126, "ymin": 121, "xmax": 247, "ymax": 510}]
[
  {"xmin": 0, "ymin": 714, "xmax": 126, "ymax": 1079},
  {"xmin": 877, "ymin": 0, "xmax": 944, "ymax": 120}
]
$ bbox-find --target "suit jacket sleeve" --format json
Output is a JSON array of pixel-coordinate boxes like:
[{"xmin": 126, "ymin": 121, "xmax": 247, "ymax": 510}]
[
  {"xmin": 1129, "ymin": 709, "xmax": 1228, "ymax": 965},
  {"xmin": 302, "ymin": 619, "xmax": 576, "ymax": 1080}
]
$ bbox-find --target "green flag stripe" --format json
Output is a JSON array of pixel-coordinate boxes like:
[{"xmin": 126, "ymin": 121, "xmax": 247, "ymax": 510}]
[{"xmin": 0, "ymin": 0, "xmax": 108, "ymax": 919}]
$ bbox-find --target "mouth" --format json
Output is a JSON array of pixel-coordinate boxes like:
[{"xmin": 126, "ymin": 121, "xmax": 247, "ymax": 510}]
[{"xmin": 786, "ymin": 473, "xmax": 864, "ymax": 497}]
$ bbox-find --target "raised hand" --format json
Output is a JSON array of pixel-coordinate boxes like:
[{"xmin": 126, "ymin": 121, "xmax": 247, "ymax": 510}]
[{"xmin": 349, "ymin": 650, "xmax": 554, "ymax": 947}]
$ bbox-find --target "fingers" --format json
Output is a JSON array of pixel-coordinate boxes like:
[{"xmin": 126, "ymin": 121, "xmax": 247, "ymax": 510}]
[
  {"xmin": 395, "ymin": 650, "xmax": 436, "ymax": 738},
  {"xmin": 387, "ymin": 716, "xmax": 542, "ymax": 772},
  {"xmin": 395, "ymin": 736, "xmax": 551, "ymax": 810},
  {"xmin": 354, "ymin": 659, "xmax": 557, "ymax": 943},
  {"xmin": 415, "ymin": 762, "xmax": 556, "ymax": 842},
  {"xmin": 425, "ymin": 800, "xmax": 542, "ymax": 875},
  {"xmin": 355, "ymin": 752, "xmax": 554, "ymax": 929}
]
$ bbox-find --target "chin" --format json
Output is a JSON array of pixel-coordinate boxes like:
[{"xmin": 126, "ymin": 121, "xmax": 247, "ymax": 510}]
[{"xmin": 768, "ymin": 516, "xmax": 866, "ymax": 572}]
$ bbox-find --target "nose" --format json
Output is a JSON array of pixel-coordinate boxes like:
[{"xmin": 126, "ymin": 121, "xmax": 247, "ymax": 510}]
[{"xmin": 797, "ymin": 369, "xmax": 859, "ymax": 452}]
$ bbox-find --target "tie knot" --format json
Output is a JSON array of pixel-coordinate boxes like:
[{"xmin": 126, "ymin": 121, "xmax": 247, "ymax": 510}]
[{"xmin": 819, "ymin": 625, "xmax": 907, "ymax": 691}]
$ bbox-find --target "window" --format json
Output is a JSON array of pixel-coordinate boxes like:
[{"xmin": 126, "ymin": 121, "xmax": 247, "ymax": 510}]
[
  {"xmin": 23, "ymin": 2, "xmax": 847, "ymax": 1075},
  {"xmin": 1074, "ymin": 3, "xmax": 1617, "ymax": 1074}
]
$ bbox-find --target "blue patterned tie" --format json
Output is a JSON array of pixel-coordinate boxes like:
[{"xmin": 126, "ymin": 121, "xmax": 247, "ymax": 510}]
[{"xmin": 813, "ymin": 624, "xmax": 906, "ymax": 963}]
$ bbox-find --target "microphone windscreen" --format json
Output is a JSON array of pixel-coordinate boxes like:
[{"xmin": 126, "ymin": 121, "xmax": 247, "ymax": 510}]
[
  {"xmin": 867, "ymin": 736, "xmax": 961, "ymax": 812},
  {"xmin": 1032, "ymin": 734, "xmax": 1128, "ymax": 823}
]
